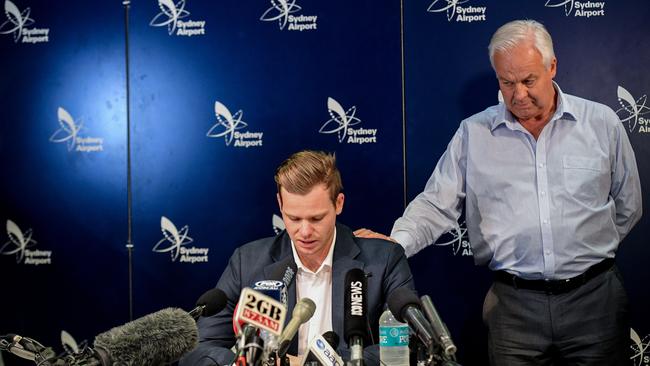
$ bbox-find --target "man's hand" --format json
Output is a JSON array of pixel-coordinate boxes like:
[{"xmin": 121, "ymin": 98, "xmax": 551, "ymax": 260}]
[
  {"xmin": 288, "ymin": 354, "xmax": 300, "ymax": 366},
  {"xmin": 277, "ymin": 354, "xmax": 301, "ymax": 366},
  {"xmin": 353, "ymin": 228, "xmax": 396, "ymax": 243}
]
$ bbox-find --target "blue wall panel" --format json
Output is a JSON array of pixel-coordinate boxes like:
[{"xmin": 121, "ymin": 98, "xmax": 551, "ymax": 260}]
[{"xmin": 1, "ymin": 0, "xmax": 649, "ymax": 365}]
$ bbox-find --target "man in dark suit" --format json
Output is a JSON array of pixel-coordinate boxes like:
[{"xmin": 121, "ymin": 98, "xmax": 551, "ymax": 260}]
[{"xmin": 180, "ymin": 150, "xmax": 414, "ymax": 366}]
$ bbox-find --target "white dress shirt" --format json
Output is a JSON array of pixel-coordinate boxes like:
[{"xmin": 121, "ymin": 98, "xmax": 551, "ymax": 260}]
[
  {"xmin": 392, "ymin": 83, "xmax": 642, "ymax": 279},
  {"xmin": 290, "ymin": 228, "xmax": 336, "ymax": 356}
]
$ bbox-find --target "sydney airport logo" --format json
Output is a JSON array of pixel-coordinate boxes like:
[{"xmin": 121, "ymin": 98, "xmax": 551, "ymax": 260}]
[
  {"xmin": 0, "ymin": 219, "xmax": 51, "ymax": 265},
  {"xmin": 0, "ymin": 0, "xmax": 49, "ymax": 43},
  {"xmin": 150, "ymin": 0, "xmax": 206, "ymax": 37},
  {"xmin": 50, "ymin": 107, "xmax": 103, "ymax": 152},
  {"xmin": 616, "ymin": 86, "xmax": 650, "ymax": 134},
  {"xmin": 319, "ymin": 97, "xmax": 377, "ymax": 144},
  {"xmin": 631, "ymin": 328, "xmax": 650, "ymax": 366},
  {"xmin": 434, "ymin": 221, "xmax": 473, "ymax": 256},
  {"xmin": 207, "ymin": 101, "xmax": 263, "ymax": 148},
  {"xmin": 272, "ymin": 214, "xmax": 285, "ymax": 235},
  {"xmin": 260, "ymin": 0, "xmax": 317, "ymax": 31},
  {"xmin": 153, "ymin": 216, "xmax": 208, "ymax": 263},
  {"xmin": 544, "ymin": 0, "xmax": 605, "ymax": 18},
  {"xmin": 427, "ymin": 0, "xmax": 487, "ymax": 23}
]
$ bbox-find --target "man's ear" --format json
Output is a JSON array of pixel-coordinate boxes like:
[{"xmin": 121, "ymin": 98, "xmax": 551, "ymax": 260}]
[
  {"xmin": 276, "ymin": 192, "xmax": 283, "ymax": 211},
  {"xmin": 335, "ymin": 193, "xmax": 344, "ymax": 215},
  {"xmin": 549, "ymin": 57, "xmax": 557, "ymax": 78}
]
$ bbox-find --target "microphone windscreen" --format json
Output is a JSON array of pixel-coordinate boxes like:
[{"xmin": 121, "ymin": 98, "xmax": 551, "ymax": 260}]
[
  {"xmin": 293, "ymin": 297, "xmax": 316, "ymax": 323},
  {"xmin": 277, "ymin": 297, "xmax": 316, "ymax": 357},
  {"xmin": 94, "ymin": 307, "xmax": 198, "ymax": 365},
  {"xmin": 269, "ymin": 256, "xmax": 298, "ymax": 284},
  {"xmin": 196, "ymin": 288, "xmax": 228, "ymax": 317},
  {"xmin": 343, "ymin": 268, "xmax": 369, "ymax": 343},
  {"xmin": 322, "ymin": 331, "xmax": 340, "ymax": 349},
  {"xmin": 387, "ymin": 286, "xmax": 421, "ymax": 323}
]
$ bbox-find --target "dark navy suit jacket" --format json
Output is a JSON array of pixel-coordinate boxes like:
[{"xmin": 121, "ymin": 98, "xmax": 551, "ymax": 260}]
[{"xmin": 179, "ymin": 223, "xmax": 415, "ymax": 366}]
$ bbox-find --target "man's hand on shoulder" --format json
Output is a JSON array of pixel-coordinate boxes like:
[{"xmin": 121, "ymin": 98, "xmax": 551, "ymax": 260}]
[{"xmin": 353, "ymin": 228, "xmax": 397, "ymax": 243}]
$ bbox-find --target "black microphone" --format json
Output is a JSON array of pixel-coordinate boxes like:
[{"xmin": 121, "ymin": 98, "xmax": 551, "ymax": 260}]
[
  {"xmin": 243, "ymin": 332, "xmax": 265, "ymax": 366},
  {"xmin": 322, "ymin": 332, "xmax": 339, "ymax": 349},
  {"xmin": 269, "ymin": 256, "xmax": 298, "ymax": 307},
  {"xmin": 302, "ymin": 331, "xmax": 340, "ymax": 365},
  {"xmin": 344, "ymin": 268, "xmax": 369, "ymax": 366},
  {"xmin": 276, "ymin": 298, "xmax": 316, "ymax": 358},
  {"xmin": 92, "ymin": 307, "xmax": 199, "ymax": 365},
  {"xmin": 270, "ymin": 256, "xmax": 298, "ymax": 285},
  {"xmin": 387, "ymin": 287, "xmax": 435, "ymax": 349},
  {"xmin": 420, "ymin": 295, "xmax": 457, "ymax": 358},
  {"xmin": 188, "ymin": 287, "xmax": 228, "ymax": 319}
]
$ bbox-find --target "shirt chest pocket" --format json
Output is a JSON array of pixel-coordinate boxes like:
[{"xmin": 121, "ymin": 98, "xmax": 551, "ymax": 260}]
[{"xmin": 562, "ymin": 156, "xmax": 608, "ymax": 205}]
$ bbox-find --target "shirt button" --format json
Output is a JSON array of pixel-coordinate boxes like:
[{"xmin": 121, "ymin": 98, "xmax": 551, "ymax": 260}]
[
  {"xmin": 543, "ymin": 219, "xmax": 549, "ymax": 224},
  {"xmin": 538, "ymin": 163, "xmax": 545, "ymax": 168},
  {"xmin": 545, "ymin": 250, "xmax": 551, "ymax": 255},
  {"xmin": 540, "ymin": 191, "xmax": 546, "ymax": 196}
]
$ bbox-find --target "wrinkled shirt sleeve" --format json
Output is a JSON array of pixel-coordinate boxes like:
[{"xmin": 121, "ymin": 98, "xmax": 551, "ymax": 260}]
[
  {"xmin": 391, "ymin": 126, "xmax": 467, "ymax": 257},
  {"xmin": 609, "ymin": 109, "xmax": 643, "ymax": 241}
]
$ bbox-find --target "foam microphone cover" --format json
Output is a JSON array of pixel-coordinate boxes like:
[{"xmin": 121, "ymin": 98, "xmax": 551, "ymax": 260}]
[
  {"xmin": 94, "ymin": 307, "xmax": 198, "ymax": 365},
  {"xmin": 196, "ymin": 288, "xmax": 228, "ymax": 317},
  {"xmin": 343, "ymin": 268, "xmax": 369, "ymax": 343},
  {"xmin": 387, "ymin": 286, "xmax": 420, "ymax": 323}
]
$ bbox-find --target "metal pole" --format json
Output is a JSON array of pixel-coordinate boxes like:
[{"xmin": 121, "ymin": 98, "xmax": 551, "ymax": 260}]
[{"xmin": 122, "ymin": 0, "xmax": 134, "ymax": 322}]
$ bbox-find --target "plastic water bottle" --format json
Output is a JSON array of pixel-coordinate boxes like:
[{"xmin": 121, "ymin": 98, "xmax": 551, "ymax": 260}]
[{"xmin": 379, "ymin": 309, "xmax": 409, "ymax": 366}]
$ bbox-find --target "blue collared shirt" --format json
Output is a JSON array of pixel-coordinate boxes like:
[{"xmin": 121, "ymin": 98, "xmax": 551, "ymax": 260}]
[{"xmin": 392, "ymin": 84, "xmax": 642, "ymax": 279}]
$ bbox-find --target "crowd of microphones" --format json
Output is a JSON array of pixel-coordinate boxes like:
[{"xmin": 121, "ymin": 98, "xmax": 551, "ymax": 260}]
[{"xmin": 1, "ymin": 262, "xmax": 460, "ymax": 366}]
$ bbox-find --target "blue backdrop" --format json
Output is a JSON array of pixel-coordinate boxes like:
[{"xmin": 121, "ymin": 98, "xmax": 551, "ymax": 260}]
[{"xmin": 1, "ymin": 1, "xmax": 648, "ymax": 365}]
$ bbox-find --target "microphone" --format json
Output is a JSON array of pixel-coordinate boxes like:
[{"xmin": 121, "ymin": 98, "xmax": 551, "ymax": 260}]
[
  {"xmin": 232, "ymin": 322, "xmax": 262, "ymax": 366},
  {"xmin": 344, "ymin": 268, "xmax": 369, "ymax": 366},
  {"xmin": 267, "ymin": 255, "xmax": 298, "ymax": 307},
  {"xmin": 253, "ymin": 280, "xmax": 286, "ymax": 305},
  {"xmin": 233, "ymin": 288, "xmax": 288, "ymax": 365},
  {"xmin": 188, "ymin": 287, "xmax": 228, "ymax": 319},
  {"xmin": 387, "ymin": 287, "xmax": 435, "ymax": 349},
  {"xmin": 243, "ymin": 332, "xmax": 265, "ymax": 366},
  {"xmin": 276, "ymin": 297, "xmax": 316, "ymax": 358},
  {"xmin": 322, "ymin": 332, "xmax": 340, "ymax": 350},
  {"xmin": 0, "ymin": 334, "xmax": 58, "ymax": 364},
  {"xmin": 234, "ymin": 287, "xmax": 288, "ymax": 337},
  {"xmin": 2, "ymin": 308, "xmax": 199, "ymax": 366},
  {"xmin": 301, "ymin": 331, "xmax": 342, "ymax": 366},
  {"xmin": 420, "ymin": 295, "xmax": 457, "ymax": 358},
  {"xmin": 92, "ymin": 307, "xmax": 198, "ymax": 365},
  {"xmin": 269, "ymin": 256, "xmax": 298, "ymax": 288},
  {"xmin": 252, "ymin": 279, "xmax": 286, "ymax": 354}
]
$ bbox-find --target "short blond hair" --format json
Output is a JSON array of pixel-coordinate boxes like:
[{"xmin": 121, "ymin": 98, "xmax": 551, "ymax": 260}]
[{"xmin": 275, "ymin": 150, "xmax": 343, "ymax": 204}]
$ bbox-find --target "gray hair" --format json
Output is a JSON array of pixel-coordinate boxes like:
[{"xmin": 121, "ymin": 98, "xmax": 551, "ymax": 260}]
[{"xmin": 488, "ymin": 20, "xmax": 555, "ymax": 70}]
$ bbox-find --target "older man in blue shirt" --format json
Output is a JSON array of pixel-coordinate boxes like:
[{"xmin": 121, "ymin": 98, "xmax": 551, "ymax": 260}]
[{"xmin": 357, "ymin": 19, "xmax": 642, "ymax": 365}]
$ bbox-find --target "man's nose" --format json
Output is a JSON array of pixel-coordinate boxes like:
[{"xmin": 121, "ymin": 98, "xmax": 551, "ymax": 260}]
[
  {"xmin": 513, "ymin": 83, "xmax": 527, "ymax": 101},
  {"xmin": 299, "ymin": 221, "xmax": 314, "ymax": 237}
]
